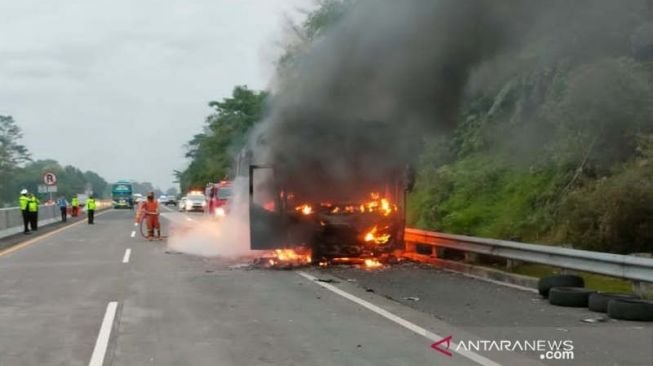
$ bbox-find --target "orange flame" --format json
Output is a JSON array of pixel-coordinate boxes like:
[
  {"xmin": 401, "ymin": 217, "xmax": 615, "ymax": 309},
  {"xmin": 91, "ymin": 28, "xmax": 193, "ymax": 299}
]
[
  {"xmin": 364, "ymin": 258, "xmax": 383, "ymax": 268},
  {"xmin": 267, "ymin": 249, "xmax": 312, "ymax": 267},
  {"xmin": 295, "ymin": 204, "xmax": 313, "ymax": 215},
  {"xmin": 363, "ymin": 226, "xmax": 391, "ymax": 244}
]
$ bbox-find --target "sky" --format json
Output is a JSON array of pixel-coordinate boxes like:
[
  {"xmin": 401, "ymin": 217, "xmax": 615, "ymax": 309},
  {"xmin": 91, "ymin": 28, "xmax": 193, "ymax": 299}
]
[{"xmin": 0, "ymin": 0, "xmax": 309, "ymax": 191}]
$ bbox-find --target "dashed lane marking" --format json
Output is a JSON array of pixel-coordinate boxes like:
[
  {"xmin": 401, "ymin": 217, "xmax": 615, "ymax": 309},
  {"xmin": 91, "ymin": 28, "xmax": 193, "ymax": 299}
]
[
  {"xmin": 122, "ymin": 248, "xmax": 131, "ymax": 263},
  {"xmin": 88, "ymin": 301, "xmax": 118, "ymax": 366}
]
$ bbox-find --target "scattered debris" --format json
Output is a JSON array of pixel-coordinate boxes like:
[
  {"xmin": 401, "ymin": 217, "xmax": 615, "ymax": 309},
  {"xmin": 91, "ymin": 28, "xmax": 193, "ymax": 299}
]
[
  {"xmin": 402, "ymin": 296, "xmax": 420, "ymax": 302},
  {"xmin": 581, "ymin": 316, "xmax": 608, "ymax": 323},
  {"xmin": 205, "ymin": 270, "xmax": 214, "ymax": 273},
  {"xmin": 365, "ymin": 288, "xmax": 375, "ymax": 293},
  {"xmin": 228, "ymin": 263, "xmax": 251, "ymax": 270},
  {"xmin": 556, "ymin": 328, "xmax": 569, "ymax": 332},
  {"xmin": 317, "ymin": 278, "xmax": 339, "ymax": 284},
  {"xmin": 356, "ymin": 344, "xmax": 362, "ymax": 348},
  {"xmin": 346, "ymin": 278, "xmax": 357, "ymax": 282}
]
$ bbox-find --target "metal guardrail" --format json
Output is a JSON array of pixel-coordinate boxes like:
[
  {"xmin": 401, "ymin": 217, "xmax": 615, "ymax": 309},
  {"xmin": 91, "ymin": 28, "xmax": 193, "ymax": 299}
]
[
  {"xmin": 0, "ymin": 205, "xmax": 59, "ymax": 238},
  {"xmin": 0, "ymin": 201, "xmax": 112, "ymax": 239},
  {"xmin": 405, "ymin": 228, "xmax": 653, "ymax": 283}
]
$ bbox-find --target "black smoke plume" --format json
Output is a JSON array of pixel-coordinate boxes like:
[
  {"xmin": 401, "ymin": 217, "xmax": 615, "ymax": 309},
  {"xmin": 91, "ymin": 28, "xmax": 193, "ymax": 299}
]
[{"xmin": 249, "ymin": 0, "xmax": 650, "ymax": 201}]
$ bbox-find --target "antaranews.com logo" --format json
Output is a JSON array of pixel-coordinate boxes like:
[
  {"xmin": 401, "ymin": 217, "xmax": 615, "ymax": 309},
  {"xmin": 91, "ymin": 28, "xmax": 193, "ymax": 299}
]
[{"xmin": 432, "ymin": 335, "xmax": 575, "ymax": 361}]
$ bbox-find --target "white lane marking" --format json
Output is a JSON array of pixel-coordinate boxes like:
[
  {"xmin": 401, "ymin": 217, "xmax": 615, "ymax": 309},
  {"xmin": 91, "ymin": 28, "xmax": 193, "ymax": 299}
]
[
  {"xmin": 122, "ymin": 248, "xmax": 131, "ymax": 263},
  {"xmin": 89, "ymin": 301, "xmax": 118, "ymax": 366},
  {"xmin": 297, "ymin": 271, "xmax": 501, "ymax": 366},
  {"xmin": 130, "ymin": 230, "xmax": 136, "ymax": 238}
]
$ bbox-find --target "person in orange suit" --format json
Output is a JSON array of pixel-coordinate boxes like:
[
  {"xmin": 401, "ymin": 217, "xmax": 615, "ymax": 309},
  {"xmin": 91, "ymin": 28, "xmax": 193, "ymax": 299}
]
[{"xmin": 137, "ymin": 191, "xmax": 160, "ymax": 239}]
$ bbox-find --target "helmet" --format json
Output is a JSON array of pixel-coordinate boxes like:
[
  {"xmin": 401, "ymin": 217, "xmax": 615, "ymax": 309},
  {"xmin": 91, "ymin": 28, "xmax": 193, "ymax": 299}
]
[{"xmin": 20, "ymin": 189, "xmax": 28, "ymax": 194}]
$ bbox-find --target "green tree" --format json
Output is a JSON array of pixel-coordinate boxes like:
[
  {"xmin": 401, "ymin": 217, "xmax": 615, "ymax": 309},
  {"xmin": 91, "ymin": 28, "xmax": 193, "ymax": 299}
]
[
  {"xmin": 6, "ymin": 160, "xmax": 109, "ymax": 203},
  {"xmin": 0, "ymin": 115, "xmax": 31, "ymax": 203},
  {"xmin": 276, "ymin": 0, "xmax": 354, "ymax": 82},
  {"xmin": 178, "ymin": 86, "xmax": 268, "ymax": 192}
]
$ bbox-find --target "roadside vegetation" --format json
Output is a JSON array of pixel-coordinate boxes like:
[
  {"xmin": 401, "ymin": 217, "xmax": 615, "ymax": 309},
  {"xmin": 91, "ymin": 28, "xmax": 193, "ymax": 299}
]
[{"xmin": 0, "ymin": 115, "xmax": 112, "ymax": 206}]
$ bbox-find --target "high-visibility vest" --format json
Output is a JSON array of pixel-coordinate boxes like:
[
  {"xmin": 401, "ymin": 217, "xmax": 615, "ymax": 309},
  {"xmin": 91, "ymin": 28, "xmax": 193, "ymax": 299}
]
[
  {"xmin": 28, "ymin": 197, "xmax": 39, "ymax": 212},
  {"xmin": 71, "ymin": 197, "xmax": 79, "ymax": 207},
  {"xmin": 87, "ymin": 198, "xmax": 97, "ymax": 210},
  {"xmin": 19, "ymin": 195, "xmax": 29, "ymax": 210}
]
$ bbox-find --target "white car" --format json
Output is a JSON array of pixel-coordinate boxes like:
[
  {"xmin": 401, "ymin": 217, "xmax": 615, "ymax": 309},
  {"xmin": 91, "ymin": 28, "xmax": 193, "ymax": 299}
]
[{"xmin": 184, "ymin": 193, "xmax": 206, "ymax": 212}]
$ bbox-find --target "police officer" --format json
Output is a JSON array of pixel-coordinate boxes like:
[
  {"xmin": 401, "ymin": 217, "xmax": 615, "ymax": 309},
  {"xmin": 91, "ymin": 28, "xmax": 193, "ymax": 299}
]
[
  {"xmin": 19, "ymin": 189, "xmax": 30, "ymax": 234},
  {"xmin": 87, "ymin": 195, "xmax": 97, "ymax": 224},
  {"xmin": 28, "ymin": 193, "xmax": 40, "ymax": 231},
  {"xmin": 71, "ymin": 195, "xmax": 79, "ymax": 217},
  {"xmin": 57, "ymin": 196, "xmax": 69, "ymax": 222}
]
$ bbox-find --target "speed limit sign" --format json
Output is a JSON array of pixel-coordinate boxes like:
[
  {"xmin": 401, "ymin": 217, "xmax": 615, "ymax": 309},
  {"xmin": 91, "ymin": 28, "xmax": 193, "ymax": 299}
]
[{"xmin": 43, "ymin": 172, "xmax": 57, "ymax": 186}]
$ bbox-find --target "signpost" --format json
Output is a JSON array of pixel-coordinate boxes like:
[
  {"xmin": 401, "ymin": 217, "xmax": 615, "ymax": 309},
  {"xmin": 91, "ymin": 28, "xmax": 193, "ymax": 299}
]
[{"xmin": 42, "ymin": 172, "xmax": 57, "ymax": 202}]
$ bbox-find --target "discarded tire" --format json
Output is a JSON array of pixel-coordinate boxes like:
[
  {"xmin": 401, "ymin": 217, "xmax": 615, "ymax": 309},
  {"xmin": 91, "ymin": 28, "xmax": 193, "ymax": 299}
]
[
  {"xmin": 588, "ymin": 292, "xmax": 640, "ymax": 313},
  {"xmin": 607, "ymin": 299, "xmax": 653, "ymax": 321},
  {"xmin": 538, "ymin": 275, "xmax": 585, "ymax": 298},
  {"xmin": 548, "ymin": 287, "xmax": 596, "ymax": 307}
]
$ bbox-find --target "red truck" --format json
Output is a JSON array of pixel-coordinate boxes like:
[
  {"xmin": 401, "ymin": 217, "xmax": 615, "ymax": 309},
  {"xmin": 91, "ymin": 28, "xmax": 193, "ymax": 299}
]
[{"xmin": 205, "ymin": 181, "xmax": 233, "ymax": 218}]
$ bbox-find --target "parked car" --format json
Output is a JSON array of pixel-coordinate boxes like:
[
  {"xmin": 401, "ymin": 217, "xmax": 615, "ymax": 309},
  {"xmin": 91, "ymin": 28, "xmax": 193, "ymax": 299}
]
[{"xmin": 184, "ymin": 192, "xmax": 206, "ymax": 212}]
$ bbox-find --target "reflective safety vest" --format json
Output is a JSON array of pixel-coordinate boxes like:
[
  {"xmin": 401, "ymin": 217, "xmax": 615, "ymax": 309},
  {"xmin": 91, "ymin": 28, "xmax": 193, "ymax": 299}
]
[
  {"xmin": 71, "ymin": 197, "xmax": 79, "ymax": 207},
  {"xmin": 28, "ymin": 197, "xmax": 39, "ymax": 212},
  {"xmin": 87, "ymin": 198, "xmax": 96, "ymax": 210},
  {"xmin": 19, "ymin": 195, "xmax": 29, "ymax": 210}
]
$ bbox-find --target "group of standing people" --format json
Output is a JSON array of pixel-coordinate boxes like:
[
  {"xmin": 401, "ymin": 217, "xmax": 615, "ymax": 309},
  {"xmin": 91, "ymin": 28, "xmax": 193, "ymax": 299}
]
[
  {"xmin": 19, "ymin": 189, "xmax": 40, "ymax": 234},
  {"xmin": 19, "ymin": 190, "xmax": 98, "ymax": 234}
]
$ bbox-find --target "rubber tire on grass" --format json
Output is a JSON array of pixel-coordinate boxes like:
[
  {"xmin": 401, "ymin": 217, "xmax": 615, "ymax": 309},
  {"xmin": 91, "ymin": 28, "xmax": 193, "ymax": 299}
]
[
  {"xmin": 548, "ymin": 287, "xmax": 596, "ymax": 307},
  {"xmin": 538, "ymin": 274, "xmax": 585, "ymax": 298},
  {"xmin": 588, "ymin": 292, "xmax": 640, "ymax": 313},
  {"xmin": 607, "ymin": 299, "xmax": 653, "ymax": 321}
]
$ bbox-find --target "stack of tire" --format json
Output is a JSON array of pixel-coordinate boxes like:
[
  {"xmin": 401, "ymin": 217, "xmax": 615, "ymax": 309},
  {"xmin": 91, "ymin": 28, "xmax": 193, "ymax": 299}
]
[{"xmin": 538, "ymin": 274, "xmax": 653, "ymax": 321}]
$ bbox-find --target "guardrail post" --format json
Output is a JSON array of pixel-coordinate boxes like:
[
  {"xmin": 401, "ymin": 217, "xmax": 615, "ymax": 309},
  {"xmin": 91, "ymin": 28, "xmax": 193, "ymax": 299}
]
[
  {"xmin": 506, "ymin": 259, "xmax": 523, "ymax": 270},
  {"xmin": 464, "ymin": 252, "xmax": 479, "ymax": 263},
  {"xmin": 631, "ymin": 253, "xmax": 653, "ymax": 299},
  {"xmin": 404, "ymin": 241, "xmax": 416, "ymax": 253}
]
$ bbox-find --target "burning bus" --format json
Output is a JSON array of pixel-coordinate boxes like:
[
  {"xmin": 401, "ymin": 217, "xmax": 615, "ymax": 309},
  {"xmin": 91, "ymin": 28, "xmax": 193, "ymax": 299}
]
[{"xmin": 242, "ymin": 121, "xmax": 415, "ymax": 263}]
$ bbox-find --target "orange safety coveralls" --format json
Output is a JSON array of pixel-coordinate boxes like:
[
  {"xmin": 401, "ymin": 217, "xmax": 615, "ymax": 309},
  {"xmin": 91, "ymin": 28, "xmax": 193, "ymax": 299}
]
[{"xmin": 140, "ymin": 199, "xmax": 160, "ymax": 237}]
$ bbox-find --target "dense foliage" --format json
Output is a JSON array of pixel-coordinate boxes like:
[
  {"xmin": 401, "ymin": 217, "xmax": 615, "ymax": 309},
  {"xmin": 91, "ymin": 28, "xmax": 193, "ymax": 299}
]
[
  {"xmin": 176, "ymin": 86, "xmax": 267, "ymax": 192},
  {"xmin": 410, "ymin": 36, "xmax": 653, "ymax": 253}
]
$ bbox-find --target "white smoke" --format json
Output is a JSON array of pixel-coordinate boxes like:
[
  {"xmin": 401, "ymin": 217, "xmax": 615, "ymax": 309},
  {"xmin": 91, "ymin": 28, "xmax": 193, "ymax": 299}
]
[{"xmin": 166, "ymin": 177, "xmax": 260, "ymax": 258}]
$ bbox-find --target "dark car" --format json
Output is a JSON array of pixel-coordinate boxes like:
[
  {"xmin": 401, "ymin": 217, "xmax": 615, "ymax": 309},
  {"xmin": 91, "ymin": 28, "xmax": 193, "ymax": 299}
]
[{"xmin": 164, "ymin": 195, "xmax": 177, "ymax": 206}]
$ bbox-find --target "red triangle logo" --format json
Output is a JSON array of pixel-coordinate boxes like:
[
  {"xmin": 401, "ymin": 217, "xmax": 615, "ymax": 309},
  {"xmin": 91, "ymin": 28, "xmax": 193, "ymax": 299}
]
[{"xmin": 431, "ymin": 335, "xmax": 453, "ymax": 357}]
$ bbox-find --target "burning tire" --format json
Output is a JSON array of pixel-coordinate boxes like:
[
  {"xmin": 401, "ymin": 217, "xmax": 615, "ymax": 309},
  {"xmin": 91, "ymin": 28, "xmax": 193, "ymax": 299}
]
[
  {"xmin": 548, "ymin": 287, "xmax": 596, "ymax": 307},
  {"xmin": 607, "ymin": 299, "xmax": 653, "ymax": 321},
  {"xmin": 538, "ymin": 274, "xmax": 584, "ymax": 298},
  {"xmin": 588, "ymin": 292, "xmax": 640, "ymax": 313}
]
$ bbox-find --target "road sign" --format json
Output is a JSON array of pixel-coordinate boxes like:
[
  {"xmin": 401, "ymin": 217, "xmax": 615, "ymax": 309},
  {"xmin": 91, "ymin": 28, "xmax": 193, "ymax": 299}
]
[
  {"xmin": 43, "ymin": 172, "xmax": 57, "ymax": 186},
  {"xmin": 38, "ymin": 184, "xmax": 58, "ymax": 193}
]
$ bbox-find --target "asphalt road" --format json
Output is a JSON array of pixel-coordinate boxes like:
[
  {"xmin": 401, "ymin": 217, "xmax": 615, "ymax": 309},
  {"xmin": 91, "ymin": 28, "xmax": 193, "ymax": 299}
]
[{"xmin": 0, "ymin": 208, "xmax": 650, "ymax": 366}]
